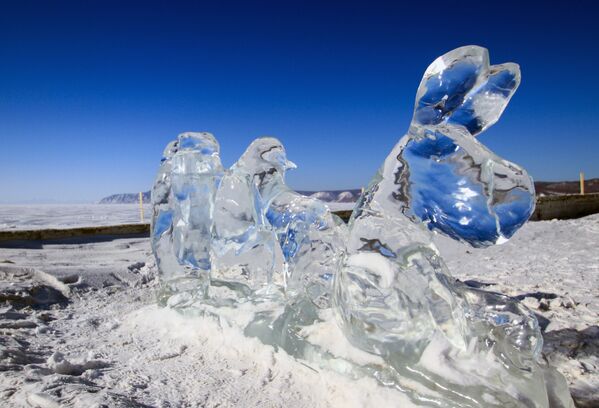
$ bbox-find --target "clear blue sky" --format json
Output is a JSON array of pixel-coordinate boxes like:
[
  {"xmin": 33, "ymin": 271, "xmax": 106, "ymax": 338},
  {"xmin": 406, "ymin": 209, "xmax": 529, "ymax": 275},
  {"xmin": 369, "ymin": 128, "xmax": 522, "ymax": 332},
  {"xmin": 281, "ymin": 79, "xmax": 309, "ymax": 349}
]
[{"xmin": 1, "ymin": 1, "xmax": 598, "ymax": 203}]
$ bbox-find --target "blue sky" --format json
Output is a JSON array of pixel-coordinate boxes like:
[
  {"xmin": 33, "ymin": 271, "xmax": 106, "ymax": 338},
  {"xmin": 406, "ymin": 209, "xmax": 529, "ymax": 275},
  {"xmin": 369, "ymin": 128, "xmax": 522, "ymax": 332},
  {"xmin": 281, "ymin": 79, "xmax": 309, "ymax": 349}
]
[{"xmin": 1, "ymin": 1, "xmax": 598, "ymax": 203}]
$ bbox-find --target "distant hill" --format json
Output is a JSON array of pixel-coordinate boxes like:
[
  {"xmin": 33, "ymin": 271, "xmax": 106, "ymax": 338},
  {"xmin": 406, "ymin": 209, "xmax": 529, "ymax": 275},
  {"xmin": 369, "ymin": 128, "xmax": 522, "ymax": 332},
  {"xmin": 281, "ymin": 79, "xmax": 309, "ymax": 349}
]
[
  {"xmin": 99, "ymin": 191, "xmax": 151, "ymax": 204},
  {"xmin": 98, "ymin": 189, "xmax": 362, "ymax": 204},
  {"xmin": 535, "ymin": 178, "xmax": 599, "ymax": 196},
  {"xmin": 98, "ymin": 179, "xmax": 598, "ymax": 204},
  {"xmin": 298, "ymin": 189, "xmax": 362, "ymax": 203}
]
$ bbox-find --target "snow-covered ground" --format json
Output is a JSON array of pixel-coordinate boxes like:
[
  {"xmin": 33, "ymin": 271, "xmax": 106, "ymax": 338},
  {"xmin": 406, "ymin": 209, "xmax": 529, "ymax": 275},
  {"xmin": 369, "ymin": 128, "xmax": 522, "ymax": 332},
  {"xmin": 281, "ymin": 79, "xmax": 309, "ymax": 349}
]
[
  {"xmin": 0, "ymin": 215, "xmax": 597, "ymax": 407},
  {"xmin": 0, "ymin": 204, "xmax": 151, "ymax": 231}
]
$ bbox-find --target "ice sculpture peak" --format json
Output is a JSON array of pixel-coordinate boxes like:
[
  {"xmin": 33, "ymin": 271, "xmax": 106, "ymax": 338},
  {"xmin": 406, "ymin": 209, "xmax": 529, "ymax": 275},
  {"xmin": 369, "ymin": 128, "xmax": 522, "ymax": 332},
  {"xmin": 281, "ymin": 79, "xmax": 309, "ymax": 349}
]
[
  {"xmin": 177, "ymin": 131, "xmax": 220, "ymax": 155},
  {"xmin": 234, "ymin": 136, "xmax": 296, "ymax": 175},
  {"xmin": 414, "ymin": 45, "xmax": 519, "ymax": 137}
]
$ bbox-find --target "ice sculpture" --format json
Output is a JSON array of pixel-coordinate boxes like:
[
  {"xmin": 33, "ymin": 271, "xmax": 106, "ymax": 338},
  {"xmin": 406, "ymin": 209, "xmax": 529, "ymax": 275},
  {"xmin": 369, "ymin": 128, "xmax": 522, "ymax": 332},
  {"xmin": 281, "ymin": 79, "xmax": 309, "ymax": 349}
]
[
  {"xmin": 151, "ymin": 46, "xmax": 574, "ymax": 407},
  {"xmin": 257, "ymin": 143, "xmax": 347, "ymax": 309},
  {"xmin": 212, "ymin": 137, "xmax": 346, "ymax": 308},
  {"xmin": 211, "ymin": 138, "xmax": 287, "ymax": 299},
  {"xmin": 151, "ymin": 138, "xmax": 179, "ymax": 297},
  {"xmin": 408, "ymin": 47, "xmax": 535, "ymax": 246},
  {"xmin": 336, "ymin": 45, "xmax": 536, "ymax": 352},
  {"xmin": 335, "ymin": 45, "xmax": 570, "ymax": 407},
  {"xmin": 151, "ymin": 132, "xmax": 223, "ymax": 307}
]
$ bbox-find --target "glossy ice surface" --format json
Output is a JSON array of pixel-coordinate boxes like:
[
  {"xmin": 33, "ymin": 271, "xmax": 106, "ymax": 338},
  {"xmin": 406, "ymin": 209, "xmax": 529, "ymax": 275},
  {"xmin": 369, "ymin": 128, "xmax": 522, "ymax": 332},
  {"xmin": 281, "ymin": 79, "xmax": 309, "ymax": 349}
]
[
  {"xmin": 211, "ymin": 138, "xmax": 286, "ymax": 299},
  {"xmin": 151, "ymin": 132, "xmax": 224, "ymax": 306},
  {"xmin": 151, "ymin": 47, "xmax": 573, "ymax": 407}
]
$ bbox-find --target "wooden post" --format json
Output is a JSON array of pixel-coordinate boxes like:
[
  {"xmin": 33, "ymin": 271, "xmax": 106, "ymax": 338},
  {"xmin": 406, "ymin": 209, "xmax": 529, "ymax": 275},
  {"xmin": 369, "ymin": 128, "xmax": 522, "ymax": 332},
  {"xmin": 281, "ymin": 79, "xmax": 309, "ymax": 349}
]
[
  {"xmin": 139, "ymin": 192, "xmax": 145, "ymax": 222},
  {"xmin": 580, "ymin": 172, "xmax": 585, "ymax": 195}
]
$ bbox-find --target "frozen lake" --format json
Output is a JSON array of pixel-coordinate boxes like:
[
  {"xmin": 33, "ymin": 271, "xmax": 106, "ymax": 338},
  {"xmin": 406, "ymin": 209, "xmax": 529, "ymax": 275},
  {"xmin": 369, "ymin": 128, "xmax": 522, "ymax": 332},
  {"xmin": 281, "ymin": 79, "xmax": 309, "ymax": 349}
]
[
  {"xmin": 0, "ymin": 204, "xmax": 151, "ymax": 230},
  {"xmin": 0, "ymin": 202, "xmax": 356, "ymax": 231}
]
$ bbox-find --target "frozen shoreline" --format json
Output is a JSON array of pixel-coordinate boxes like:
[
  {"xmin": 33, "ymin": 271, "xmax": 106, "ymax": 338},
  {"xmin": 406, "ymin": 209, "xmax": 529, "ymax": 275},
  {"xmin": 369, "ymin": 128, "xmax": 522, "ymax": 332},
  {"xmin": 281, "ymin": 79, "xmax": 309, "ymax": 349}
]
[
  {"xmin": 0, "ymin": 215, "xmax": 597, "ymax": 407},
  {"xmin": 0, "ymin": 203, "xmax": 355, "ymax": 232}
]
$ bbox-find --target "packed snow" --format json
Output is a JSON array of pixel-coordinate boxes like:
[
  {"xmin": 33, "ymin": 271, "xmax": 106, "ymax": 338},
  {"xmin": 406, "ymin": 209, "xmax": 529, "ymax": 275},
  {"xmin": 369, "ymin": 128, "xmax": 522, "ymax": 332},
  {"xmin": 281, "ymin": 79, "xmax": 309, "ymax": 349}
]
[{"xmin": 0, "ymin": 214, "xmax": 597, "ymax": 407}]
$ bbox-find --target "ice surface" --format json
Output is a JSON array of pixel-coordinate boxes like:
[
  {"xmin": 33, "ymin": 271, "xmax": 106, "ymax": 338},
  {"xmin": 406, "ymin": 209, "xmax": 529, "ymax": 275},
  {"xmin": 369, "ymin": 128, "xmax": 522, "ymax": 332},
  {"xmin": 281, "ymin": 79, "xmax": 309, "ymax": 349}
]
[
  {"xmin": 334, "ymin": 45, "xmax": 569, "ymax": 406},
  {"xmin": 151, "ymin": 132, "xmax": 224, "ymax": 306},
  {"xmin": 211, "ymin": 138, "xmax": 285, "ymax": 299},
  {"xmin": 254, "ymin": 139, "xmax": 346, "ymax": 309},
  {"xmin": 150, "ymin": 46, "xmax": 573, "ymax": 407},
  {"xmin": 153, "ymin": 136, "xmax": 347, "ymax": 308},
  {"xmin": 408, "ymin": 46, "xmax": 535, "ymax": 247}
]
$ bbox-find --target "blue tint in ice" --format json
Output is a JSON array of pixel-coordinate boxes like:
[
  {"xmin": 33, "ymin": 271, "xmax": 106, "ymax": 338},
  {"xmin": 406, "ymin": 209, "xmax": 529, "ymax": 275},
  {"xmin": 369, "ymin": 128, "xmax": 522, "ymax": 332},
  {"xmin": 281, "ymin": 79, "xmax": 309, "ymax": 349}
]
[
  {"xmin": 404, "ymin": 127, "xmax": 535, "ymax": 246},
  {"xmin": 211, "ymin": 138, "xmax": 286, "ymax": 297},
  {"xmin": 334, "ymin": 46, "xmax": 566, "ymax": 407},
  {"xmin": 406, "ymin": 46, "xmax": 534, "ymax": 247},
  {"xmin": 242, "ymin": 138, "xmax": 346, "ymax": 308},
  {"xmin": 150, "ymin": 46, "xmax": 573, "ymax": 408},
  {"xmin": 151, "ymin": 132, "xmax": 223, "ymax": 306}
]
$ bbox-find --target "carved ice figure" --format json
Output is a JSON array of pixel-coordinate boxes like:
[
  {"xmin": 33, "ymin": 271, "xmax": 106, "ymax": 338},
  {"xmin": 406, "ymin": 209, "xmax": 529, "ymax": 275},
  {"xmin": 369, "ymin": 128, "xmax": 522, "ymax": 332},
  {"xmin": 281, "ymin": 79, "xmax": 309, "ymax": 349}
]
[
  {"xmin": 334, "ymin": 46, "xmax": 566, "ymax": 406},
  {"xmin": 245, "ymin": 138, "xmax": 347, "ymax": 308},
  {"xmin": 211, "ymin": 138, "xmax": 286, "ymax": 298},
  {"xmin": 151, "ymin": 139, "xmax": 179, "ymax": 301},
  {"xmin": 409, "ymin": 46, "xmax": 535, "ymax": 246},
  {"xmin": 152, "ymin": 132, "xmax": 223, "ymax": 306},
  {"xmin": 149, "ymin": 46, "xmax": 574, "ymax": 407}
]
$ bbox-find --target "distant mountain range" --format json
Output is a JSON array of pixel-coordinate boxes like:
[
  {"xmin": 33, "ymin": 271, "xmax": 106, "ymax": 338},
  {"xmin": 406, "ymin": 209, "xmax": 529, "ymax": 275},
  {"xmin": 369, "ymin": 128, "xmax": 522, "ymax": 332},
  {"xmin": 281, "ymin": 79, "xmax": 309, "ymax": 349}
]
[
  {"xmin": 99, "ymin": 179, "xmax": 599, "ymax": 204},
  {"xmin": 100, "ymin": 191, "xmax": 151, "ymax": 204},
  {"xmin": 98, "ymin": 189, "xmax": 362, "ymax": 204}
]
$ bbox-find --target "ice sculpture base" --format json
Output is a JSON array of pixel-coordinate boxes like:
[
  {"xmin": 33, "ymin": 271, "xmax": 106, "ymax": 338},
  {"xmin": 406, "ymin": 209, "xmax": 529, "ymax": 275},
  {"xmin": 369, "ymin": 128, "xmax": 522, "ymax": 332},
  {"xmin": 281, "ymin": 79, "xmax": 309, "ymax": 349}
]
[
  {"xmin": 159, "ymin": 286, "xmax": 573, "ymax": 408},
  {"xmin": 157, "ymin": 276, "xmax": 210, "ymax": 309}
]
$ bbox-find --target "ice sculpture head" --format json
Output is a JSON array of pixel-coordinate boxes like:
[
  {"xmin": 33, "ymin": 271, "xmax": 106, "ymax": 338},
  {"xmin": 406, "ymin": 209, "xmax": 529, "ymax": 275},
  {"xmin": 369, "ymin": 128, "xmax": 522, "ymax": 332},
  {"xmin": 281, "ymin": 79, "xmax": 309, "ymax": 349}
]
[
  {"xmin": 234, "ymin": 137, "xmax": 296, "ymax": 175},
  {"xmin": 171, "ymin": 132, "xmax": 222, "ymax": 177},
  {"xmin": 413, "ymin": 45, "xmax": 520, "ymax": 135},
  {"xmin": 230, "ymin": 140, "xmax": 343, "ymax": 309},
  {"xmin": 404, "ymin": 46, "xmax": 534, "ymax": 247},
  {"xmin": 177, "ymin": 132, "xmax": 220, "ymax": 156}
]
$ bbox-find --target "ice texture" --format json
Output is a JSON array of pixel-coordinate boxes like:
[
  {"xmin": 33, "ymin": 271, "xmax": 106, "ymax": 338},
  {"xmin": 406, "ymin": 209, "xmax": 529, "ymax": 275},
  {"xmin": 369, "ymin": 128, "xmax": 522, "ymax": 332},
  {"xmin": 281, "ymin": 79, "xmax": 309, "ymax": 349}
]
[
  {"xmin": 257, "ymin": 141, "xmax": 346, "ymax": 309},
  {"xmin": 212, "ymin": 137, "xmax": 346, "ymax": 308},
  {"xmin": 151, "ymin": 139, "xmax": 179, "ymax": 301},
  {"xmin": 150, "ymin": 46, "xmax": 573, "ymax": 407},
  {"xmin": 408, "ymin": 46, "xmax": 535, "ymax": 247},
  {"xmin": 151, "ymin": 132, "xmax": 223, "ymax": 306},
  {"xmin": 334, "ymin": 46, "xmax": 569, "ymax": 406},
  {"xmin": 211, "ymin": 138, "xmax": 286, "ymax": 299}
]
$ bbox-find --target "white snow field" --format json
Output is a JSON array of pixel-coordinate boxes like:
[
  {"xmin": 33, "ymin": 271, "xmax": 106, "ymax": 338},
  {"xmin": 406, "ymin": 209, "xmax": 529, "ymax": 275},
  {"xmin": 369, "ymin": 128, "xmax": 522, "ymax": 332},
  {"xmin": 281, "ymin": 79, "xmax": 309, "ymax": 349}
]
[
  {"xmin": 0, "ymin": 203, "xmax": 353, "ymax": 231},
  {"xmin": 0, "ymin": 204, "xmax": 151, "ymax": 231},
  {"xmin": 0, "ymin": 213, "xmax": 597, "ymax": 407}
]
